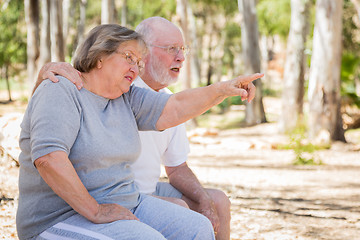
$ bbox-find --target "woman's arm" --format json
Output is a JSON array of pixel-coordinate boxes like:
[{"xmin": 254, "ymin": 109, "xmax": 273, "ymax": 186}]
[
  {"xmin": 156, "ymin": 73, "xmax": 263, "ymax": 130},
  {"xmin": 35, "ymin": 151, "xmax": 138, "ymax": 223}
]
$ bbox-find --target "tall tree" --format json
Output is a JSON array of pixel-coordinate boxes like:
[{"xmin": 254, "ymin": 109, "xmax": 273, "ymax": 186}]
[
  {"xmin": 238, "ymin": 0, "xmax": 266, "ymax": 125},
  {"xmin": 50, "ymin": 0, "xmax": 65, "ymax": 61},
  {"xmin": 62, "ymin": 0, "xmax": 71, "ymax": 56},
  {"xmin": 121, "ymin": 0, "xmax": 127, "ymax": 26},
  {"xmin": 351, "ymin": 0, "xmax": 360, "ymax": 22},
  {"xmin": 38, "ymin": 0, "xmax": 51, "ymax": 69},
  {"xmin": 279, "ymin": 0, "xmax": 310, "ymax": 133},
  {"xmin": 0, "ymin": 0, "xmax": 26, "ymax": 101},
  {"xmin": 101, "ymin": 0, "xmax": 116, "ymax": 24},
  {"xmin": 24, "ymin": 0, "xmax": 39, "ymax": 84},
  {"xmin": 308, "ymin": 0, "xmax": 345, "ymax": 142},
  {"xmin": 176, "ymin": 0, "xmax": 192, "ymax": 89}
]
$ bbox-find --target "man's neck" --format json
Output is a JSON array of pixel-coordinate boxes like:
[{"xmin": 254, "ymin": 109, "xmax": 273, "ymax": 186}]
[{"xmin": 140, "ymin": 73, "xmax": 166, "ymax": 92}]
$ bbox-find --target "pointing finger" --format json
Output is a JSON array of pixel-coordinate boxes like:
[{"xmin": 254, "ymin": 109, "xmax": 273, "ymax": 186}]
[{"xmin": 237, "ymin": 73, "xmax": 264, "ymax": 86}]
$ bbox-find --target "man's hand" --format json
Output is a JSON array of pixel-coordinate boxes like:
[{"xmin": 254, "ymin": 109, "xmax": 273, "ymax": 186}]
[
  {"xmin": 197, "ymin": 198, "xmax": 220, "ymax": 234},
  {"xmin": 91, "ymin": 203, "xmax": 139, "ymax": 224},
  {"xmin": 33, "ymin": 62, "xmax": 83, "ymax": 95}
]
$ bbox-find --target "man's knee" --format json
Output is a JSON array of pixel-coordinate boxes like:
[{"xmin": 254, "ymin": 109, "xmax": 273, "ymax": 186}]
[
  {"xmin": 172, "ymin": 198, "xmax": 190, "ymax": 209},
  {"xmin": 154, "ymin": 195, "xmax": 190, "ymax": 209},
  {"xmin": 208, "ymin": 189, "xmax": 231, "ymax": 219},
  {"xmin": 193, "ymin": 213, "xmax": 215, "ymax": 239}
]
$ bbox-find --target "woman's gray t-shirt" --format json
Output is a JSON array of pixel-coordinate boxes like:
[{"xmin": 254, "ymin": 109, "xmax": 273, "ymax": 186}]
[{"xmin": 16, "ymin": 77, "xmax": 170, "ymax": 240}]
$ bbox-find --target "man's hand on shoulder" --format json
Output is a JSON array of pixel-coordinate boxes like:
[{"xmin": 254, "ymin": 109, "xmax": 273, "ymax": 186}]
[{"xmin": 32, "ymin": 62, "xmax": 83, "ymax": 95}]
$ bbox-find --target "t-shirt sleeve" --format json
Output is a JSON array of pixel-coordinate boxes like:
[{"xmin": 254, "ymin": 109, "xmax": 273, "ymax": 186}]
[
  {"xmin": 29, "ymin": 79, "xmax": 81, "ymax": 163},
  {"xmin": 127, "ymin": 85, "xmax": 171, "ymax": 131},
  {"xmin": 162, "ymin": 123, "xmax": 190, "ymax": 167}
]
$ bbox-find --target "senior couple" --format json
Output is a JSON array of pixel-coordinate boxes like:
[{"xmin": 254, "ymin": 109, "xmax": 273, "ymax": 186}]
[{"xmin": 17, "ymin": 16, "xmax": 263, "ymax": 239}]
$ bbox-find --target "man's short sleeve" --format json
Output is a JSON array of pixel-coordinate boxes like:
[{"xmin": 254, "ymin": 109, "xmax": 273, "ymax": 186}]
[{"xmin": 162, "ymin": 123, "xmax": 190, "ymax": 167}]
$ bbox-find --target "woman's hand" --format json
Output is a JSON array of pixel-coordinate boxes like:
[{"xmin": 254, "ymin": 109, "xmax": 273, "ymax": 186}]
[
  {"xmin": 91, "ymin": 203, "xmax": 139, "ymax": 224},
  {"xmin": 216, "ymin": 73, "xmax": 263, "ymax": 102},
  {"xmin": 35, "ymin": 151, "xmax": 138, "ymax": 224}
]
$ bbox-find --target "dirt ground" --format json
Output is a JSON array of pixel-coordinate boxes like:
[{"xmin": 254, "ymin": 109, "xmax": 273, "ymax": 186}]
[{"xmin": 1, "ymin": 98, "xmax": 360, "ymax": 239}]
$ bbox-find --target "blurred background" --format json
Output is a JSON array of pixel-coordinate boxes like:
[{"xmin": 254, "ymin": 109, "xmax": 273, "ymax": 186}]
[
  {"xmin": 0, "ymin": 0, "xmax": 359, "ymax": 144},
  {"xmin": 0, "ymin": 0, "xmax": 360, "ymax": 239}
]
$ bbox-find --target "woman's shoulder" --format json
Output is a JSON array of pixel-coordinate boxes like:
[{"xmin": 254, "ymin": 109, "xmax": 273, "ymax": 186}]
[{"xmin": 34, "ymin": 76, "xmax": 79, "ymax": 97}]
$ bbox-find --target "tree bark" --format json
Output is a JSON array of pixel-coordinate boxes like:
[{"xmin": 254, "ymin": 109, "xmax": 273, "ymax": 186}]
[
  {"xmin": 101, "ymin": 0, "xmax": 116, "ymax": 24},
  {"xmin": 62, "ymin": 0, "xmax": 71, "ymax": 56},
  {"xmin": 279, "ymin": 0, "xmax": 310, "ymax": 133},
  {"xmin": 238, "ymin": 0, "xmax": 266, "ymax": 125},
  {"xmin": 24, "ymin": 0, "xmax": 40, "ymax": 84},
  {"xmin": 350, "ymin": 0, "xmax": 360, "ymax": 22},
  {"xmin": 188, "ymin": 4, "xmax": 201, "ymax": 87},
  {"xmin": 50, "ymin": 0, "xmax": 65, "ymax": 62},
  {"xmin": 121, "ymin": 0, "xmax": 127, "ymax": 26},
  {"xmin": 308, "ymin": 0, "xmax": 345, "ymax": 142},
  {"xmin": 3, "ymin": 65, "xmax": 12, "ymax": 102},
  {"xmin": 71, "ymin": 0, "xmax": 87, "ymax": 59},
  {"xmin": 176, "ymin": 0, "xmax": 192, "ymax": 90},
  {"xmin": 38, "ymin": 0, "xmax": 51, "ymax": 69}
]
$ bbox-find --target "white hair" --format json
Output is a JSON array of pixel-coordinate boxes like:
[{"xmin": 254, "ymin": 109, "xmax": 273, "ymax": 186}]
[{"xmin": 135, "ymin": 16, "xmax": 175, "ymax": 45}]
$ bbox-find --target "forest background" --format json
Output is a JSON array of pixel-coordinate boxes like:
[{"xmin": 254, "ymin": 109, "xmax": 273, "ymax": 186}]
[{"xmin": 0, "ymin": 0, "xmax": 360, "ymax": 239}]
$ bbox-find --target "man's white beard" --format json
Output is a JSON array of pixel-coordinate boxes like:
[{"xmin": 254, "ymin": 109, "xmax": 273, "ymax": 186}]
[{"xmin": 149, "ymin": 54, "xmax": 178, "ymax": 86}]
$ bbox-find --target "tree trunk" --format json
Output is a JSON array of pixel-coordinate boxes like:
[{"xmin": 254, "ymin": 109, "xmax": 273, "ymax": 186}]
[
  {"xmin": 3, "ymin": 65, "xmax": 12, "ymax": 102},
  {"xmin": 121, "ymin": 0, "xmax": 127, "ymax": 26},
  {"xmin": 279, "ymin": 0, "xmax": 310, "ymax": 133},
  {"xmin": 188, "ymin": 4, "xmax": 201, "ymax": 87},
  {"xmin": 176, "ymin": 0, "xmax": 192, "ymax": 90},
  {"xmin": 350, "ymin": 0, "xmax": 360, "ymax": 22},
  {"xmin": 238, "ymin": 0, "xmax": 266, "ymax": 125},
  {"xmin": 38, "ymin": 0, "xmax": 51, "ymax": 69},
  {"xmin": 101, "ymin": 0, "xmax": 116, "ymax": 24},
  {"xmin": 71, "ymin": 0, "xmax": 87, "ymax": 58},
  {"xmin": 62, "ymin": 0, "xmax": 71, "ymax": 56},
  {"xmin": 50, "ymin": 0, "xmax": 65, "ymax": 62},
  {"xmin": 308, "ymin": 0, "xmax": 345, "ymax": 142},
  {"xmin": 24, "ymin": 0, "xmax": 40, "ymax": 85},
  {"xmin": 201, "ymin": 15, "xmax": 213, "ymax": 86}
]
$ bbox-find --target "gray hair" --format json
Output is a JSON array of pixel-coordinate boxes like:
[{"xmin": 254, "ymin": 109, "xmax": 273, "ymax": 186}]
[
  {"xmin": 135, "ymin": 17, "xmax": 174, "ymax": 45},
  {"xmin": 73, "ymin": 24, "xmax": 146, "ymax": 72}
]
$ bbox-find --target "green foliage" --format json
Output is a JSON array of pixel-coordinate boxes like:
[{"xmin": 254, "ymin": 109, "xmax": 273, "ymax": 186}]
[
  {"xmin": 341, "ymin": 53, "xmax": 360, "ymax": 108},
  {"xmin": 0, "ymin": 0, "xmax": 26, "ymax": 67},
  {"xmin": 257, "ymin": 0, "xmax": 291, "ymax": 39},
  {"xmin": 126, "ymin": 0, "xmax": 177, "ymax": 29},
  {"xmin": 86, "ymin": 0, "xmax": 101, "ymax": 24},
  {"xmin": 277, "ymin": 123, "xmax": 327, "ymax": 165},
  {"xmin": 343, "ymin": 0, "xmax": 360, "ymax": 54},
  {"xmin": 217, "ymin": 96, "xmax": 244, "ymax": 111},
  {"xmin": 223, "ymin": 22, "xmax": 241, "ymax": 69},
  {"xmin": 190, "ymin": 0, "xmax": 238, "ymax": 15}
]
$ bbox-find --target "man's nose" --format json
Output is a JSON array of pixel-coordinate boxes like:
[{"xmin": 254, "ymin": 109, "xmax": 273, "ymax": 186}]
[{"xmin": 175, "ymin": 50, "xmax": 186, "ymax": 62}]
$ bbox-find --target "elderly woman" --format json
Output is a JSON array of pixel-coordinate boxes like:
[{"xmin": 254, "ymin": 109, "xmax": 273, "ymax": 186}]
[{"xmin": 17, "ymin": 24, "xmax": 262, "ymax": 240}]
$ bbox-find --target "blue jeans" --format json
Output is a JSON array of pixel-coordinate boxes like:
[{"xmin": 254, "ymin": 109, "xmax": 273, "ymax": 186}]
[{"xmin": 36, "ymin": 194, "xmax": 215, "ymax": 240}]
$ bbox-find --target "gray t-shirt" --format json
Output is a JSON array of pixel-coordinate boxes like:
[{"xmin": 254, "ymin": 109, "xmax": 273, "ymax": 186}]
[{"xmin": 16, "ymin": 77, "xmax": 170, "ymax": 240}]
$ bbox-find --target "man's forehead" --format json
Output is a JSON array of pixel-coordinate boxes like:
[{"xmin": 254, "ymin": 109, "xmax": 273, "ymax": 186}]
[{"xmin": 152, "ymin": 28, "xmax": 185, "ymax": 45}]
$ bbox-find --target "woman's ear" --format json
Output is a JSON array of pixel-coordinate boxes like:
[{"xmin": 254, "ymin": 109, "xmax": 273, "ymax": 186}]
[{"xmin": 97, "ymin": 59, "xmax": 102, "ymax": 69}]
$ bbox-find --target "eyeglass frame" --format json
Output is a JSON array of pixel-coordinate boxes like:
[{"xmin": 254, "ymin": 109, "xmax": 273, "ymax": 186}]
[
  {"xmin": 115, "ymin": 51, "xmax": 145, "ymax": 73},
  {"xmin": 149, "ymin": 44, "xmax": 190, "ymax": 57}
]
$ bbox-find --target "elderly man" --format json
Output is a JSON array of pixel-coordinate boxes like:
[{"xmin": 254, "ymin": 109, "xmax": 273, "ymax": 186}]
[{"xmin": 36, "ymin": 17, "xmax": 256, "ymax": 239}]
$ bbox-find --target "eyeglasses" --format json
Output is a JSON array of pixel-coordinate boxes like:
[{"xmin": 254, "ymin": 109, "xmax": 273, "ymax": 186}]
[
  {"xmin": 115, "ymin": 51, "xmax": 145, "ymax": 73},
  {"xmin": 149, "ymin": 45, "xmax": 190, "ymax": 57}
]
